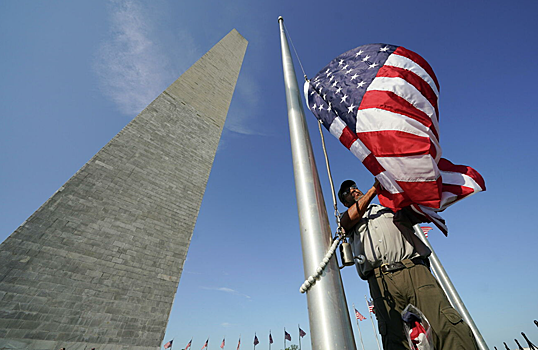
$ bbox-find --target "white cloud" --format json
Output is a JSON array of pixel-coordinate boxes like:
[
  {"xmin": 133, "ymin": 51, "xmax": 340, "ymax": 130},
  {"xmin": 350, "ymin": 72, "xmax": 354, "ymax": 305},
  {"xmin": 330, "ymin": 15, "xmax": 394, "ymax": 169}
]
[
  {"xmin": 201, "ymin": 286, "xmax": 251, "ymax": 299},
  {"xmin": 94, "ymin": 0, "xmax": 198, "ymax": 116}
]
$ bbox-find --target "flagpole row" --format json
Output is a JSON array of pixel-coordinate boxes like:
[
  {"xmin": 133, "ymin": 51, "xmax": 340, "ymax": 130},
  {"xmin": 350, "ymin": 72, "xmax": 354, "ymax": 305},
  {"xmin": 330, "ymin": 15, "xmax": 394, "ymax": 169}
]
[{"xmin": 413, "ymin": 225, "xmax": 489, "ymax": 350}]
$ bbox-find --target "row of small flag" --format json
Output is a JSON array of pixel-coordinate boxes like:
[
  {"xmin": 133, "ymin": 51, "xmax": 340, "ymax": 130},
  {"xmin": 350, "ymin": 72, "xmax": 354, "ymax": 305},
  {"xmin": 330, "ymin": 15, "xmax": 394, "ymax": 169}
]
[
  {"xmin": 164, "ymin": 328, "xmax": 307, "ymax": 349},
  {"xmin": 164, "ymin": 225, "xmax": 434, "ymax": 350}
]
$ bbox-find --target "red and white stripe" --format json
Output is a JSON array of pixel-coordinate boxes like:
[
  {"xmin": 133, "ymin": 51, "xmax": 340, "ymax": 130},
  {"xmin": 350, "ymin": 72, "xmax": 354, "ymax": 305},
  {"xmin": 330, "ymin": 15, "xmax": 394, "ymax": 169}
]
[
  {"xmin": 420, "ymin": 226, "xmax": 433, "ymax": 237},
  {"xmin": 356, "ymin": 47, "xmax": 443, "ymax": 210}
]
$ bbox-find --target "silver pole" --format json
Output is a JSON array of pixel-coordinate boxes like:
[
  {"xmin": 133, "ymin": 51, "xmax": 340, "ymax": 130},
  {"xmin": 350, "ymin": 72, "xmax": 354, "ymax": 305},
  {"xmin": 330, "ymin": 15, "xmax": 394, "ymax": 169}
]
[
  {"xmin": 352, "ymin": 304, "xmax": 366, "ymax": 350},
  {"xmin": 365, "ymin": 296, "xmax": 382, "ymax": 350},
  {"xmin": 413, "ymin": 225, "xmax": 489, "ymax": 350},
  {"xmin": 278, "ymin": 16, "xmax": 357, "ymax": 350}
]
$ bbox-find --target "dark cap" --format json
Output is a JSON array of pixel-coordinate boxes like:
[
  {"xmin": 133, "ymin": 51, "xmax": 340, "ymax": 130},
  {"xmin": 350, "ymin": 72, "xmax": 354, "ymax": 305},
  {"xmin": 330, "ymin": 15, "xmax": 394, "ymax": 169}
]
[{"xmin": 338, "ymin": 180, "xmax": 356, "ymax": 205}]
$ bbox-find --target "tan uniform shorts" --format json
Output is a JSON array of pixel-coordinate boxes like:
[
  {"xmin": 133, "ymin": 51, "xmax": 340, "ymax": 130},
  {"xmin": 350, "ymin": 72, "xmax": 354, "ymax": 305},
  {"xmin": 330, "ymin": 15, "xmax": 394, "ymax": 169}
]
[{"xmin": 367, "ymin": 261, "xmax": 478, "ymax": 350}]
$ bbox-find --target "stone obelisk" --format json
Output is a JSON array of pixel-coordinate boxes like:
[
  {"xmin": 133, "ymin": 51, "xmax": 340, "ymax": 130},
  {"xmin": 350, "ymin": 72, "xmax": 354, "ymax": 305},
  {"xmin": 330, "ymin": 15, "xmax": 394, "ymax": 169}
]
[{"xmin": 0, "ymin": 29, "xmax": 247, "ymax": 350}]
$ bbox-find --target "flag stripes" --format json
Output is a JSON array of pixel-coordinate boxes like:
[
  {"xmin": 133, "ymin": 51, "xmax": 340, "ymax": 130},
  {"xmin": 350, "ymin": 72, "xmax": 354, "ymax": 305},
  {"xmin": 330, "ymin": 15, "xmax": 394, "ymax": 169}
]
[{"xmin": 305, "ymin": 43, "xmax": 485, "ymax": 233}]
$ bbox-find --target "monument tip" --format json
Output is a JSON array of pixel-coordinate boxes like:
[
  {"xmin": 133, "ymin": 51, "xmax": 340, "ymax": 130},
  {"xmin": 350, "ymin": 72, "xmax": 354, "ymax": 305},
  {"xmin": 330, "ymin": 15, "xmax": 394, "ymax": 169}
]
[{"xmin": 278, "ymin": 16, "xmax": 283, "ymax": 22}]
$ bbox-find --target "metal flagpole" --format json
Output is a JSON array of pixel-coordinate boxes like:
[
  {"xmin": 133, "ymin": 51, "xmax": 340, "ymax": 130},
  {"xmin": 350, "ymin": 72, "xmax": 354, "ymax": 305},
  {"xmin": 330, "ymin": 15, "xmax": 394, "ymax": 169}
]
[
  {"xmin": 297, "ymin": 324, "xmax": 301, "ymax": 350},
  {"xmin": 413, "ymin": 225, "xmax": 489, "ymax": 350},
  {"xmin": 278, "ymin": 15, "xmax": 356, "ymax": 350},
  {"xmin": 352, "ymin": 304, "xmax": 366, "ymax": 350},
  {"xmin": 298, "ymin": 325, "xmax": 301, "ymax": 350},
  {"xmin": 365, "ymin": 296, "xmax": 382, "ymax": 350}
]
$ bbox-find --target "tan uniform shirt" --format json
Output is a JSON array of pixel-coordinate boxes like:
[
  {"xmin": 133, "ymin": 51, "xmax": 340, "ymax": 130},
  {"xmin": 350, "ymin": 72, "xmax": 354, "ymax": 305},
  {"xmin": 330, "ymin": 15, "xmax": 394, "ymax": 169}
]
[{"xmin": 348, "ymin": 204, "xmax": 431, "ymax": 280}]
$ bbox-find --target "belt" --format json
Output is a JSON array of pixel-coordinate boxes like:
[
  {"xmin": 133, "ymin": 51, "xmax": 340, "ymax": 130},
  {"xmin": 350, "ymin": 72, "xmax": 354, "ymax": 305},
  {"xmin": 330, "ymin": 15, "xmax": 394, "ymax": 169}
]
[{"xmin": 378, "ymin": 257, "xmax": 426, "ymax": 274}]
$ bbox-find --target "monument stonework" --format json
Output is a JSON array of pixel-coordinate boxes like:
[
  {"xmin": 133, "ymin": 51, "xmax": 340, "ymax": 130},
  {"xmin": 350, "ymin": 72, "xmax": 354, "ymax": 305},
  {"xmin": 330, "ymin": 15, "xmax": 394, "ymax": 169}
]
[{"xmin": 0, "ymin": 29, "xmax": 247, "ymax": 350}]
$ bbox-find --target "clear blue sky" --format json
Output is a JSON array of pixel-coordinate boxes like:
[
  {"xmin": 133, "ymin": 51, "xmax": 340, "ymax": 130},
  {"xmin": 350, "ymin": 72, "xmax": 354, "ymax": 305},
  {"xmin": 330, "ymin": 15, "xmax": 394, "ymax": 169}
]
[{"xmin": 1, "ymin": 1, "xmax": 537, "ymax": 349}]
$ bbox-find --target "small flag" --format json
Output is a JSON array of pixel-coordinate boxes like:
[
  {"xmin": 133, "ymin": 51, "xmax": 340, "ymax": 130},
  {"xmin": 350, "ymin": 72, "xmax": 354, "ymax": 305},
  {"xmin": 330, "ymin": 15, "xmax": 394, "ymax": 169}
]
[
  {"xmin": 269, "ymin": 333, "xmax": 273, "ymax": 344},
  {"xmin": 221, "ymin": 338, "xmax": 225, "ymax": 349},
  {"xmin": 201, "ymin": 338, "xmax": 209, "ymax": 350},
  {"xmin": 299, "ymin": 328, "xmax": 306, "ymax": 338},
  {"xmin": 367, "ymin": 299, "xmax": 375, "ymax": 314},
  {"xmin": 236, "ymin": 337, "xmax": 241, "ymax": 350},
  {"xmin": 185, "ymin": 339, "xmax": 192, "ymax": 350},
  {"xmin": 354, "ymin": 308, "xmax": 366, "ymax": 321},
  {"xmin": 254, "ymin": 335, "xmax": 259, "ymax": 346},
  {"xmin": 164, "ymin": 340, "xmax": 173, "ymax": 349},
  {"xmin": 420, "ymin": 226, "xmax": 433, "ymax": 237},
  {"xmin": 285, "ymin": 331, "xmax": 291, "ymax": 341}
]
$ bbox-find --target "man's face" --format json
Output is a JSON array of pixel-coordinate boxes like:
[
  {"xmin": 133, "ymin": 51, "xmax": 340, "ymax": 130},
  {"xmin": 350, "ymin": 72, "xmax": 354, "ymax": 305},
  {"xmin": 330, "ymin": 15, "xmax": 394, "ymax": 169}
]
[{"xmin": 343, "ymin": 184, "xmax": 364, "ymax": 207}]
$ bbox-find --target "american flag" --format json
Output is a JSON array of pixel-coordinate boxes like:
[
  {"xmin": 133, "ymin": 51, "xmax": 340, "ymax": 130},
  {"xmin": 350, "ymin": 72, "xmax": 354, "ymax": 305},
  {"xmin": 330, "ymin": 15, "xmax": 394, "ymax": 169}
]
[
  {"xmin": 201, "ymin": 339, "xmax": 209, "ymax": 350},
  {"xmin": 305, "ymin": 43, "xmax": 485, "ymax": 234},
  {"xmin": 254, "ymin": 335, "xmax": 259, "ymax": 346},
  {"xmin": 367, "ymin": 299, "xmax": 375, "ymax": 314},
  {"xmin": 285, "ymin": 330, "xmax": 291, "ymax": 341},
  {"xmin": 164, "ymin": 340, "xmax": 173, "ymax": 349},
  {"xmin": 269, "ymin": 333, "xmax": 273, "ymax": 344},
  {"xmin": 299, "ymin": 327, "xmax": 307, "ymax": 338},
  {"xmin": 236, "ymin": 337, "xmax": 241, "ymax": 350},
  {"xmin": 221, "ymin": 338, "xmax": 225, "ymax": 349},
  {"xmin": 354, "ymin": 308, "xmax": 366, "ymax": 321},
  {"xmin": 420, "ymin": 226, "xmax": 433, "ymax": 237},
  {"xmin": 185, "ymin": 339, "xmax": 192, "ymax": 350}
]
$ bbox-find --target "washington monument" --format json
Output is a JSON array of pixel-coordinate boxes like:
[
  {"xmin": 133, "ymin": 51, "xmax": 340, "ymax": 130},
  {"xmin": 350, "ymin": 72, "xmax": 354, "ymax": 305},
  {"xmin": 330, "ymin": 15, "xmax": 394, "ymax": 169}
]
[{"xmin": 0, "ymin": 29, "xmax": 247, "ymax": 350}]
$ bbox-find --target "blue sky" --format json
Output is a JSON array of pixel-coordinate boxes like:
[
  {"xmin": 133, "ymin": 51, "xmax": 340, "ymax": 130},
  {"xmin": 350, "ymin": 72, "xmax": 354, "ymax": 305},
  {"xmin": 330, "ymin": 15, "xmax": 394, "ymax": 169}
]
[{"xmin": 1, "ymin": 1, "xmax": 537, "ymax": 349}]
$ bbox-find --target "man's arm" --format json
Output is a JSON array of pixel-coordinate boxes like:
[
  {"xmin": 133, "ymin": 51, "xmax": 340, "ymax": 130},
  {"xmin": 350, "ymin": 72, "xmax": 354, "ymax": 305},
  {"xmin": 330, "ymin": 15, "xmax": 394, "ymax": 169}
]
[{"xmin": 340, "ymin": 180, "xmax": 380, "ymax": 231}]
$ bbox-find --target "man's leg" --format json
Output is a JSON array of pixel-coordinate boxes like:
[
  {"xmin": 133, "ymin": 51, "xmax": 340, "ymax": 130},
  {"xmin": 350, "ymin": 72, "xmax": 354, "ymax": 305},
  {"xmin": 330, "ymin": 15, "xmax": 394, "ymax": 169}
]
[
  {"xmin": 368, "ymin": 272, "xmax": 410, "ymax": 350},
  {"xmin": 408, "ymin": 265, "xmax": 478, "ymax": 350}
]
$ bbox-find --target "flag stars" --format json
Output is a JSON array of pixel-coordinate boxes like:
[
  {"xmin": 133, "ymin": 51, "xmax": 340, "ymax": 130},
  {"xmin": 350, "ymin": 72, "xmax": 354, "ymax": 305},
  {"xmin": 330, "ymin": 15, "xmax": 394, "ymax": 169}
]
[
  {"xmin": 369, "ymin": 62, "xmax": 378, "ymax": 69},
  {"xmin": 311, "ymin": 103, "xmax": 317, "ymax": 110},
  {"xmin": 355, "ymin": 49, "xmax": 364, "ymax": 57},
  {"xmin": 338, "ymin": 59, "xmax": 345, "ymax": 66},
  {"xmin": 345, "ymin": 68, "xmax": 353, "ymax": 75},
  {"xmin": 362, "ymin": 55, "xmax": 370, "ymax": 62},
  {"xmin": 351, "ymin": 73, "xmax": 359, "ymax": 80},
  {"xmin": 347, "ymin": 104, "xmax": 356, "ymax": 114},
  {"xmin": 357, "ymin": 81, "xmax": 366, "ymax": 88},
  {"xmin": 332, "ymin": 80, "xmax": 338, "ymax": 87},
  {"xmin": 341, "ymin": 94, "xmax": 349, "ymax": 103},
  {"xmin": 342, "ymin": 64, "xmax": 349, "ymax": 70},
  {"xmin": 335, "ymin": 87, "xmax": 342, "ymax": 94},
  {"xmin": 380, "ymin": 46, "xmax": 390, "ymax": 52},
  {"xmin": 317, "ymin": 104, "xmax": 324, "ymax": 111}
]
